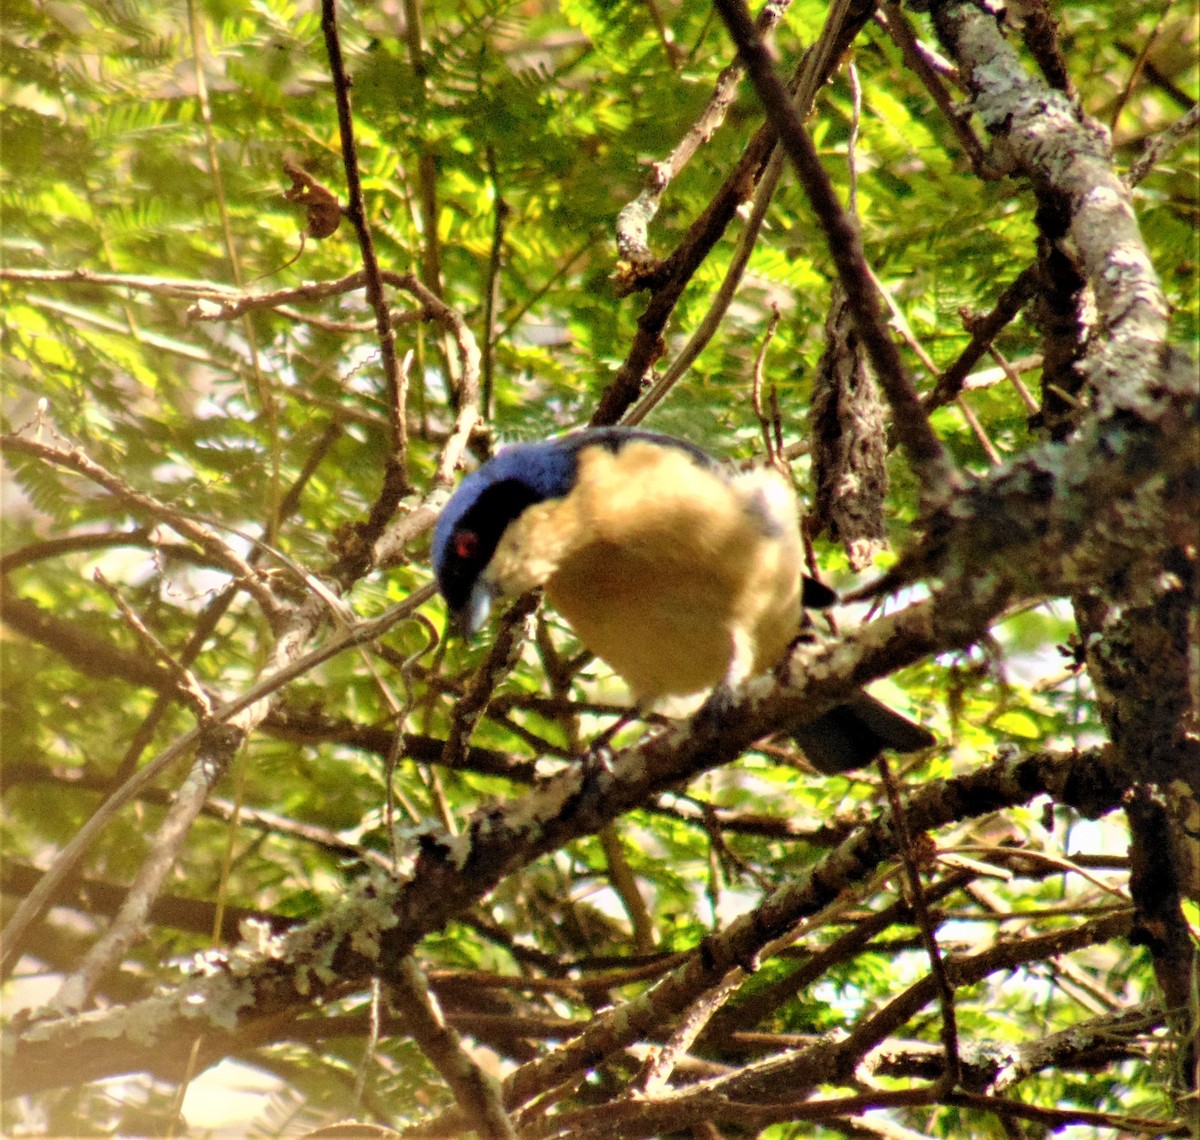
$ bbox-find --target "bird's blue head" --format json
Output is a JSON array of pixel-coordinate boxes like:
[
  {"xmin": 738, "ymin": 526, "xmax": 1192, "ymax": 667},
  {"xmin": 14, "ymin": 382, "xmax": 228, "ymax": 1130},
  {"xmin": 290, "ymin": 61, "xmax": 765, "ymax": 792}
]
[
  {"xmin": 432, "ymin": 428, "xmax": 718, "ymax": 635},
  {"xmin": 432, "ymin": 438, "xmax": 580, "ymax": 635}
]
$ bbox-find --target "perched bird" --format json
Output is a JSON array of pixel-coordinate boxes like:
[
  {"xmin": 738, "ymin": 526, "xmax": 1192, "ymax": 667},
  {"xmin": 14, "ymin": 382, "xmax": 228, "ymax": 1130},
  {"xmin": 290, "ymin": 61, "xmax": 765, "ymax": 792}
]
[{"xmin": 432, "ymin": 427, "xmax": 933, "ymax": 773}]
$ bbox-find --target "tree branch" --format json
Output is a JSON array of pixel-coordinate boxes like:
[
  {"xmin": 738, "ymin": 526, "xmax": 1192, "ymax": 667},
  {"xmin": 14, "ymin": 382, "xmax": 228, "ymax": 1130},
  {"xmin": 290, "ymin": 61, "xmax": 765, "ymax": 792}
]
[
  {"xmin": 4, "ymin": 745, "xmax": 1128, "ymax": 1098},
  {"xmin": 391, "ymin": 957, "xmax": 518, "ymax": 1139},
  {"xmin": 0, "ymin": 434, "xmax": 284, "ymax": 623},
  {"xmin": 0, "ymin": 590, "xmax": 433, "ymax": 979},
  {"xmin": 929, "ymin": 2, "xmax": 1169, "ymax": 408},
  {"xmin": 591, "ymin": 0, "xmax": 878, "ymax": 426},
  {"xmin": 713, "ymin": 0, "xmax": 954, "ymax": 503},
  {"xmin": 320, "ymin": 0, "xmax": 407, "ymax": 475}
]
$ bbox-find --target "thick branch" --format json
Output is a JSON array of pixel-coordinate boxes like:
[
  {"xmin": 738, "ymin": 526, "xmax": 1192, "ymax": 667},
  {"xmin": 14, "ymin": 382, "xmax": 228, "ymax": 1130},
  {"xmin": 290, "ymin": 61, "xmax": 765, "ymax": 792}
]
[
  {"xmin": 5, "ymin": 746, "xmax": 1129, "ymax": 1097},
  {"xmin": 867, "ymin": 346, "xmax": 1197, "ymax": 608}
]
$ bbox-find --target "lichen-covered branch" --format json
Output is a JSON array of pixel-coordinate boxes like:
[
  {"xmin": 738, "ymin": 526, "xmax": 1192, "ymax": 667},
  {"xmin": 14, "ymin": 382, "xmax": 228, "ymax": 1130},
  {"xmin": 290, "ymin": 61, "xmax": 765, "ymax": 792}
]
[
  {"xmin": 929, "ymin": 1, "xmax": 1170, "ymax": 408},
  {"xmin": 614, "ymin": 0, "xmax": 793, "ymax": 279},
  {"xmin": 5, "ymin": 746, "xmax": 1129, "ymax": 1097}
]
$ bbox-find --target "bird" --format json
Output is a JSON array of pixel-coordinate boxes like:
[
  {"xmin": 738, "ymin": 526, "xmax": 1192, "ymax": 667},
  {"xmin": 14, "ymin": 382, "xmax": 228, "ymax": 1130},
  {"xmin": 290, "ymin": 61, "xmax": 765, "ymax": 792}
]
[{"xmin": 431, "ymin": 427, "xmax": 933, "ymax": 773}]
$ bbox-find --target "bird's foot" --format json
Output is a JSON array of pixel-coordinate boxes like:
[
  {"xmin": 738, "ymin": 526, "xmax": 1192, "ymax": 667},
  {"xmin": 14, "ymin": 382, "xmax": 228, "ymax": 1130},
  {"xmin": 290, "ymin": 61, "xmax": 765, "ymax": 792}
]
[{"xmin": 582, "ymin": 711, "xmax": 636, "ymax": 771}]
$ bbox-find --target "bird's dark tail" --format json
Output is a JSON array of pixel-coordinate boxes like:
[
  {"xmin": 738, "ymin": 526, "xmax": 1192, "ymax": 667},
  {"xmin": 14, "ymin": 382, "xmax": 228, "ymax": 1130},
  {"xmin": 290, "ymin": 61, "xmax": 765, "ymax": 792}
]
[{"xmin": 791, "ymin": 692, "xmax": 934, "ymax": 774}]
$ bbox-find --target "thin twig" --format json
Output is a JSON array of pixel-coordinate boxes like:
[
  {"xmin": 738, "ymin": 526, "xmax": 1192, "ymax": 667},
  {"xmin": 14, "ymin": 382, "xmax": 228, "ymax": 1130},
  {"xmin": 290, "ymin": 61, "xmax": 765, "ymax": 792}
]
[
  {"xmin": 625, "ymin": 0, "xmax": 852, "ymax": 425},
  {"xmin": 481, "ymin": 145, "xmax": 510, "ymax": 421},
  {"xmin": 0, "ymin": 527, "xmax": 151, "ymax": 574},
  {"xmin": 51, "ymin": 725, "xmax": 242, "ymax": 1013},
  {"xmin": 643, "ymin": 0, "xmax": 683, "ymax": 69},
  {"xmin": 598, "ymin": 825, "xmax": 657, "ymax": 956},
  {"xmin": 0, "ymin": 588, "xmax": 434, "ymax": 978},
  {"xmin": 496, "ymin": 234, "xmax": 600, "ymax": 341},
  {"xmin": 946, "ymin": 1091, "xmax": 1185, "ymax": 1137},
  {"xmin": 1109, "ymin": 2, "xmax": 1172, "ymax": 134},
  {"xmin": 592, "ymin": 0, "xmax": 877, "ymax": 425},
  {"xmin": 351, "ymin": 976, "xmax": 384, "ymax": 1113},
  {"xmin": 321, "ymin": 0, "xmax": 408, "ymax": 481},
  {"xmin": 942, "ymin": 845, "xmax": 1138, "ymax": 903},
  {"xmin": 878, "ymin": 756, "xmax": 960, "ymax": 1087},
  {"xmin": 0, "ymin": 263, "xmax": 471, "ymax": 344},
  {"xmin": 877, "ymin": 3, "xmax": 989, "ymax": 176},
  {"xmin": 440, "ymin": 594, "xmax": 541, "ymax": 770},
  {"xmin": 108, "ymin": 587, "xmax": 239, "ymax": 787},
  {"xmin": 368, "ymin": 298, "xmax": 482, "ymax": 574},
  {"xmin": 614, "ymin": 0, "xmax": 793, "ymax": 277},
  {"xmin": 1114, "ymin": 40, "xmax": 1194, "ymax": 110},
  {"xmin": 925, "ymin": 266, "xmax": 1039, "ymax": 411},
  {"xmin": 955, "ymin": 396, "xmax": 1002, "ymax": 464},
  {"xmin": 333, "ymin": 274, "xmax": 482, "ymax": 580},
  {"xmin": 847, "ymin": 58, "xmax": 862, "ymax": 212},
  {"xmin": 1126, "ymin": 100, "xmax": 1200, "ymax": 186},
  {"xmin": 701, "ymin": 872, "xmax": 972, "ymax": 1045},
  {"xmin": 750, "ymin": 304, "xmax": 784, "ymax": 471},
  {"xmin": 867, "ymin": 263, "xmax": 1001, "ymax": 462},
  {"xmin": 92, "ymin": 571, "xmax": 212, "ymax": 716},
  {"xmin": 0, "ymin": 266, "xmax": 242, "ymax": 296},
  {"xmin": 986, "ymin": 346, "xmax": 1040, "ymax": 414},
  {"xmin": 635, "ymin": 970, "xmax": 742, "ymax": 1097},
  {"xmin": 0, "ymin": 434, "xmax": 284, "ymax": 623},
  {"xmin": 624, "ymin": 148, "xmax": 787, "ymax": 425},
  {"xmin": 185, "ymin": 269, "xmax": 436, "ymax": 323}
]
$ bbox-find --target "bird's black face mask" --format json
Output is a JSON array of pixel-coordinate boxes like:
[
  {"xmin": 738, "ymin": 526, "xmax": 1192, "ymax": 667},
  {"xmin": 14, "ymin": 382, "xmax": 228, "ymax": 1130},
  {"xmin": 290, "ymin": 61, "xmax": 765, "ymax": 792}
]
[{"xmin": 435, "ymin": 478, "xmax": 545, "ymax": 633}]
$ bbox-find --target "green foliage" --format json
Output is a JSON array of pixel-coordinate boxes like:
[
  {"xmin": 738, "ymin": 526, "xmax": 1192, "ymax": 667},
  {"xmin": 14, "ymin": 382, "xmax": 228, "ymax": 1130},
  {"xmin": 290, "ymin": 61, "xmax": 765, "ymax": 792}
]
[{"xmin": 1, "ymin": 0, "xmax": 1195, "ymax": 1136}]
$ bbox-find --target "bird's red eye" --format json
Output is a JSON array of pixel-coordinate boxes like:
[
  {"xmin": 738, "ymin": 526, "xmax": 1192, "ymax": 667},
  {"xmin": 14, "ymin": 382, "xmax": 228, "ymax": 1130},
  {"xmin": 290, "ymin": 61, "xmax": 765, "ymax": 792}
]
[{"xmin": 454, "ymin": 530, "xmax": 479, "ymax": 560}]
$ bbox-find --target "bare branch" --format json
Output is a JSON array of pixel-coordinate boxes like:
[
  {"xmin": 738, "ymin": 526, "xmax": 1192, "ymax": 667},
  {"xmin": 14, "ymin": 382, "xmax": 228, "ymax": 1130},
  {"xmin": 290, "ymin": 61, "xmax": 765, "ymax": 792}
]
[
  {"xmin": 592, "ymin": 0, "xmax": 878, "ymax": 426},
  {"xmin": 320, "ymin": 0, "xmax": 408, "ymax": 477},
  {"xmin": 0, "ymin": 589, "xmax": 433, "ymax": 979},
  {"xmin": 876, "ymin": 3, "xmax": 989, "ymax": 175},
  {"xmin": 51, "ymin": 723, "xmax": 242, "ymax": 1013},
  {"xmin": 391, "ymin": 957, "xmax": 518, "ymax": 1140},
  {"xmin": 878, "ymin": 759, "xmax": 959, "ymax": 1087},
  {"xmin": 614, "ymin": 0, "xmax": 793, "ymax": 279}
]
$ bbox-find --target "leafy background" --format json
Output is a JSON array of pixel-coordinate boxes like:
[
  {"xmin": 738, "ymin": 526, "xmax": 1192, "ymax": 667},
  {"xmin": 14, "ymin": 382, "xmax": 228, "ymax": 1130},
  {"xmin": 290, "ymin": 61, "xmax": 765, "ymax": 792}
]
[{"xmin": 1, "ymin": 0, "xmax": 1196, "ymax": 1136}]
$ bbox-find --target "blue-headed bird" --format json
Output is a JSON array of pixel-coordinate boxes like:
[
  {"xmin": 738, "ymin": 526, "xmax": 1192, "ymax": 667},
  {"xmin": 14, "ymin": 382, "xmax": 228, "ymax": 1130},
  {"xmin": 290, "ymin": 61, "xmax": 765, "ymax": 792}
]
[{"xmin": 431, "ymin": 427, "xmax": 933, "ymax": 773}]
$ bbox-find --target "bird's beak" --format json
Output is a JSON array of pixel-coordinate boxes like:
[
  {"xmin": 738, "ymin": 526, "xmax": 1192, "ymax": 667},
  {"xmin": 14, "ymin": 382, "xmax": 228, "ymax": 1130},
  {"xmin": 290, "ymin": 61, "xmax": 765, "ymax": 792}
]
[{"xmin": 453, "ymin": 578, "xmax": 495, "ymax": 638}]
